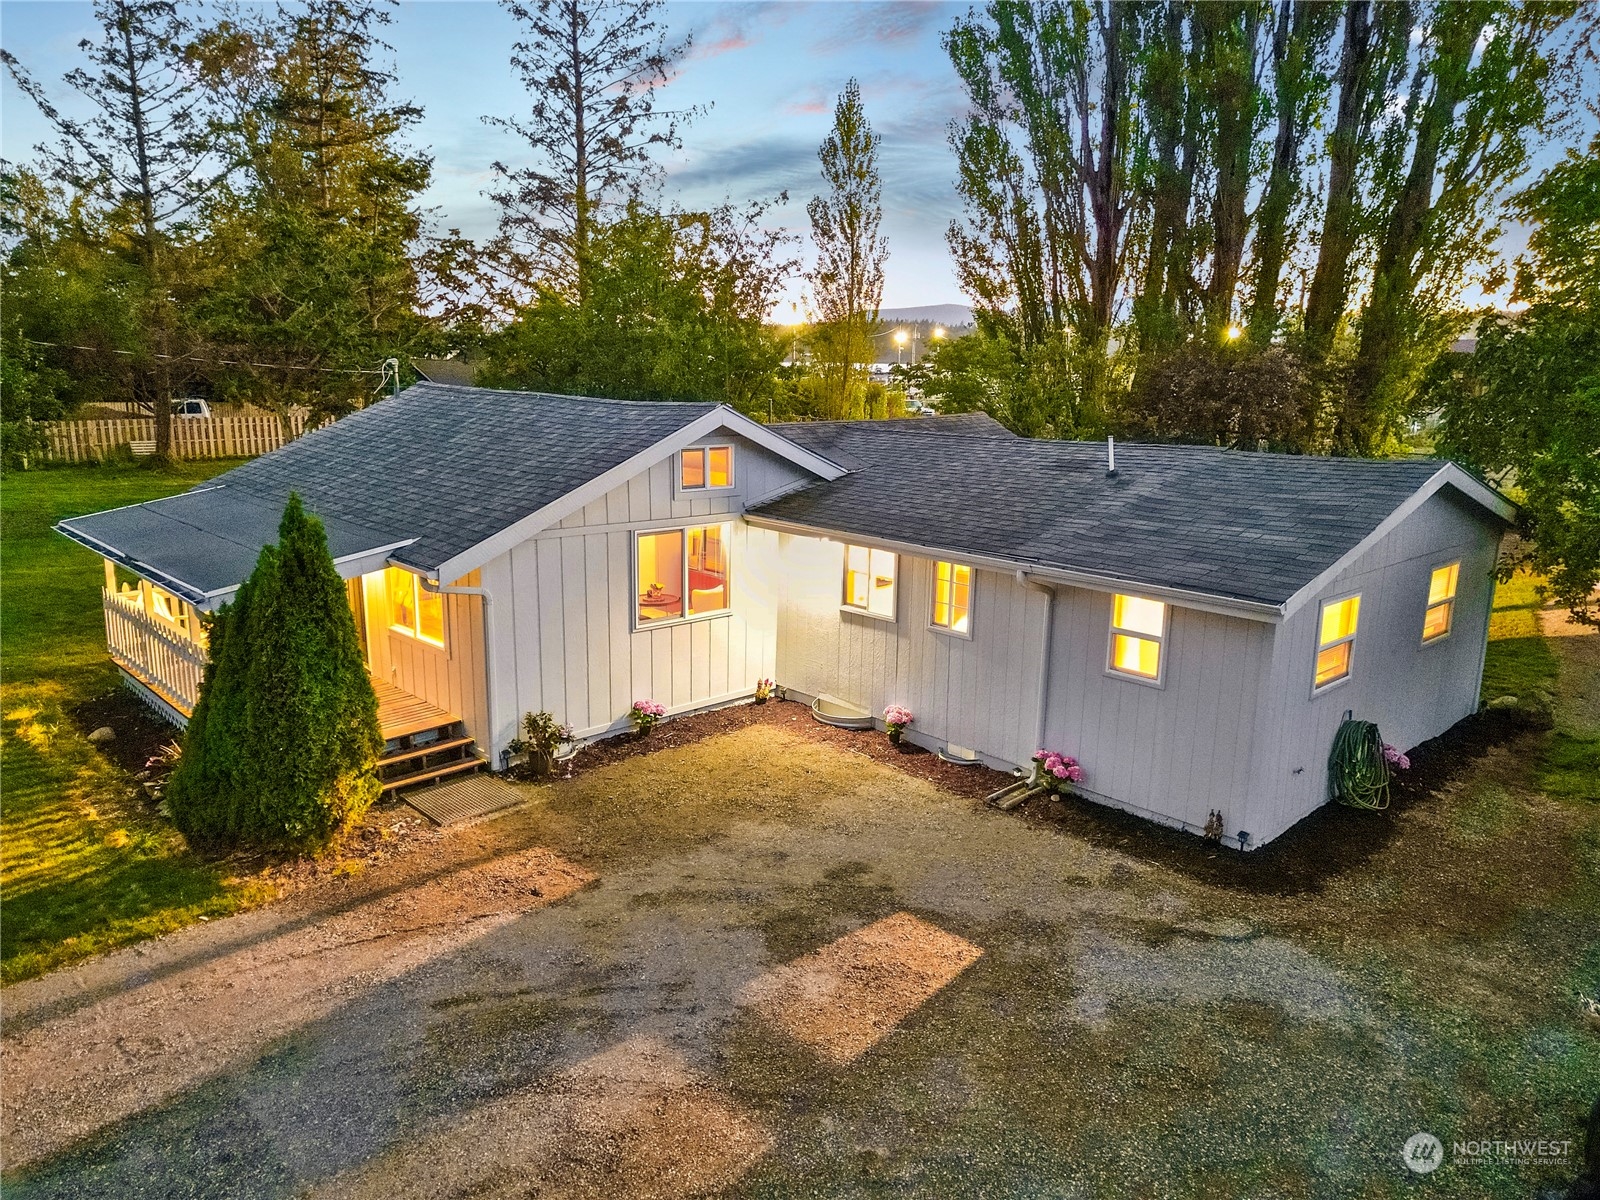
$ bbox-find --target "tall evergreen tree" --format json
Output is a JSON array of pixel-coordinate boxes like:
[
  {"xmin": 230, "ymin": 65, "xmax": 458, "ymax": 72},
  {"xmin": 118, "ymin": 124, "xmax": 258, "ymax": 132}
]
[
  {"xmin": 3, "ymin": 0, "xmax": 230, "ymax": 455},
  {"xmin": 485, "ymin": 0, "xmax": 694, "ymax": 302},
  {"xmin": 168, "ymin": 495, "xmax": 381, "ymax": 849},
  {"xmin": 807, "ymin": 78, "xmax": 888, "ymax": 420},
  {"xmin": 191, "ymin": 0, "xmax": 433, "ymax": 418}
]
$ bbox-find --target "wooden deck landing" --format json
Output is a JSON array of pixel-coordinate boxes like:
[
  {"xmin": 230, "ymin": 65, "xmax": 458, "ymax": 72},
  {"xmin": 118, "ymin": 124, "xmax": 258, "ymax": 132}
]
[{"xmin": 375, "ymin": 680, "xmax": 458, "ymax": 742}]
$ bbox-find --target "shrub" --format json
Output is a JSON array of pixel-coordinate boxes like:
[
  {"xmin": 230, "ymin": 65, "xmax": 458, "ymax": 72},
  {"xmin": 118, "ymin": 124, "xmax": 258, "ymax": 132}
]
[{"xmin": 167, "ymin": 494, "xmax": 381, "ymax": 850}]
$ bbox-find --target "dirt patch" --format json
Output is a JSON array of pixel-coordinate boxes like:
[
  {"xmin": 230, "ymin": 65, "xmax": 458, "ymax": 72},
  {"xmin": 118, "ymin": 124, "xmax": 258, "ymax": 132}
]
[
  {"xmin": 1, "ymin": 847, "xmax": 594, "ymax": 1170},
  {"xmin": 314, "ymin": 1037, "xmax": 771, "ymax": 1200},
  {"xmin": 68, "ymin": 687, "xmax": 178, "ymax": 781},
  {"xmin": 564, "ymin": 696, "xmax": 1013, "ymax": 802},
  {"xmin": 738, "ymin": 912, "xmax": 984, "ymax": 1065}
]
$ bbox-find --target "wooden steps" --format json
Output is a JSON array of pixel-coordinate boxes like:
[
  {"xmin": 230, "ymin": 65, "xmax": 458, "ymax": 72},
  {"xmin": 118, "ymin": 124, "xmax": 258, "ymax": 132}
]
[{"xmin": 375, "ymin": 680, "xmax": 485, "ymax": 795}]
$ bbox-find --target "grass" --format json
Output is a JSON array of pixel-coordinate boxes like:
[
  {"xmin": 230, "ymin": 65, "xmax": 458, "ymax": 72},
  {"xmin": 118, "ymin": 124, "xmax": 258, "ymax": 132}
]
[
  {"xmin": 1, "ymin": 460, "xmax": 273, "ymax": 983},
  {"xmin": 1481, "ymin": 571, "xmax": 1560, "ymax": 708}
]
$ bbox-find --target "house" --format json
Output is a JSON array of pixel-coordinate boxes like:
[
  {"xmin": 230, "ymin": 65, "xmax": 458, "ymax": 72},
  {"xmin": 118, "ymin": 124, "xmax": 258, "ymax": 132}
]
[{"xmin": 57, "ymin": 383, "xmax": 1514, "ymax": 848}]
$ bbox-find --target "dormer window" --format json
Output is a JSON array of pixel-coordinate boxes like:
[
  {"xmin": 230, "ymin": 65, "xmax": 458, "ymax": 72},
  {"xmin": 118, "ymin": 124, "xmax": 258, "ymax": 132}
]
[{"xmin": 680, "ymin": 445, "xmax": 733, "ymax": 490}]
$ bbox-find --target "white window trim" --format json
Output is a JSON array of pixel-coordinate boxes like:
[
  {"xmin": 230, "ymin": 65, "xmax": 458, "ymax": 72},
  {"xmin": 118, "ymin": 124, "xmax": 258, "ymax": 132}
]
[
  {"xmin": 632, "ymin": 523, "xmax": 734, "ymax": 632},
  {"xmin": 840, "ymin": 544, "xmax": 898, "ymax": 623},
  {"xmin": 1311, "ymin": 590, "xmax": 1361, "ymax": 696},
  {"xmin": 676, "ymin": 444, "xmax": 736, "ymax": 495},
  {"xmin": 928, "ymin": 560, "xmax": 975, "ymax": 639},
  {"xmin": 388, "ymin": 568, "xmax": 445, "ymax": 647},
  {"xmin": 1104, "ymin": 593, "xmax": 1169, "ymax": 689},
  {"xmin": 1421, "ymin": 559, "xmax": 1460, "ymax": 646}
]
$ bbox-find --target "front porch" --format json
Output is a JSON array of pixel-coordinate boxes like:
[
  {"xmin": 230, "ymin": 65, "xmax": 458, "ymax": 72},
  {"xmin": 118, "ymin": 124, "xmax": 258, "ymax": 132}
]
[{"xmin": 102, "ymin": 579, "xmax": 484, "ymax": 792}]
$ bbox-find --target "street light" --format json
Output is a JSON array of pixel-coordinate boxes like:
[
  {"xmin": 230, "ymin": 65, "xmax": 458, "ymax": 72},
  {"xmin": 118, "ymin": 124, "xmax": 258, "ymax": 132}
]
[{"xmin": 893, "ymin": 329, "xmax": 908, "ymax": 365}]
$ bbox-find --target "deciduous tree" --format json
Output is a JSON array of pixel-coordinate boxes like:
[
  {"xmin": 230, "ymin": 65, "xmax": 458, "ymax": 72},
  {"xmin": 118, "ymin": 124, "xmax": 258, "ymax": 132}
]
[{"xmin": 807, "ymin": 78, "xmax": 888, "ymax": 420}]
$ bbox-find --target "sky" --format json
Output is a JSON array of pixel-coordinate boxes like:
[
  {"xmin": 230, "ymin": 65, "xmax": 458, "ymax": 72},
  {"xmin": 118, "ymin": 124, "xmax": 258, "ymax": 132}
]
[
  {"xmin": 0, "ymin": 0, "xmax": 973, "ymax": 312},
  {"xmin": 1, "ymin": 0, "xmax": 1585, "ymax": 314}
]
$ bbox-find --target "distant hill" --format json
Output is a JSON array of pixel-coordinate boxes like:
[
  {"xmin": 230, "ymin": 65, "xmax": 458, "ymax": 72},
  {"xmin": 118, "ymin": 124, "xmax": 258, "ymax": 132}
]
[{"xmin": 877, "ymin": 304, "xmax": 974, "ymax": 327}]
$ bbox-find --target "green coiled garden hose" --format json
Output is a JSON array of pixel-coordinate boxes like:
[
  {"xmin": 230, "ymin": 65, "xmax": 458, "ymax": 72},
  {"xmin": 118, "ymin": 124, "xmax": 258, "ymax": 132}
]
[{"xmin": 1328, "ymin": 718, "xmax": 1391, "ymax": 811}]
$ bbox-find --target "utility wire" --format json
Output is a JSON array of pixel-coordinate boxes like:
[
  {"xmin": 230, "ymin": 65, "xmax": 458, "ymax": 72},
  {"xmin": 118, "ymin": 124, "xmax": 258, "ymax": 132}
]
[{"xmin": 23, "ymin": 339, "xmax": 387, "ymax": 376}]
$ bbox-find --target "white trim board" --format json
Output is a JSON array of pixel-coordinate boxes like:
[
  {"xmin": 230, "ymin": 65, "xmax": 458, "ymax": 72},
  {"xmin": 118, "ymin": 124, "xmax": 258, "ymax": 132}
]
[
  {"xmin": 1279, "ymin": 464, "xmax": 1515, "ymax": 621},
  {"xmin": 431, "ymin": 405, "xmax": 844, "ymax": 583}
]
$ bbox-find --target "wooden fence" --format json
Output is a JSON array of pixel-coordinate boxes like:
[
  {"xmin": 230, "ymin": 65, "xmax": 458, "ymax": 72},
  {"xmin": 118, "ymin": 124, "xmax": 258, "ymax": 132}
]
[{"xmin": 40, "ymin": 414, "xmax": 310, "ymax": 462}]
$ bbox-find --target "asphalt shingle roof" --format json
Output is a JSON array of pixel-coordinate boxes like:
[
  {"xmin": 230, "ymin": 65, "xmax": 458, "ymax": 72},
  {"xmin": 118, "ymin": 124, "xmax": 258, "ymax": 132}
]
[
  {"xmin": 198, "ymin": 383, "xmax": 719, "ymax": 572},
  {"xmin": 754, "ymin": 423, "xmax": 1460, "ymax": 608}
]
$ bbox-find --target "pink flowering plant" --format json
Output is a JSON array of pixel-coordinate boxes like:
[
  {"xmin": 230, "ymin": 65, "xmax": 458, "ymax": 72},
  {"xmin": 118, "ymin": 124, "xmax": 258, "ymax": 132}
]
[
  {"xmin": 883, "ymin": 704, "xmax": 913, "ymax": 742},
  {"xmin": 630, "ymin": 699, "xmax": 667, "ymax": 735},
  {"xmin": 1031, "ymin": 749, "xmax": 1085, "ymax": 797},
  {"xmin": 1382, "ymin": 743, "xmax": 1410, "ymax": 770}
]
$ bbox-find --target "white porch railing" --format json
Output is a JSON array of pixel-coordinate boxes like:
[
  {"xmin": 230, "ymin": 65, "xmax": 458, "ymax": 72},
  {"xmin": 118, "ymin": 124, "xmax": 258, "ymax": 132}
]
[{"xmin": 102, "ymin": 588, "xmax": 207, "ymax": 716}]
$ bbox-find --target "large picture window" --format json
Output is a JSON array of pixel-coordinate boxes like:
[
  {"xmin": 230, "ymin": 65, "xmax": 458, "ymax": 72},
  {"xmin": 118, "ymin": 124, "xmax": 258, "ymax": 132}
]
[
  {"xmin": 680, "ymin": 446, "xmax": 733, "ymax": 491},
  {"xmin": 930, "ymin": 561, "xmax": 972, "ymax": 635},
  {"xmin": 637, "ymin": 524, "xmax": 730, "ymax": 626},
  {"xmin": 1422, "ymin": 561, "xmax": 1459, "ymax": 643},
  {"xmin": 843, "ymin": 545, "xmax": 897, "ymax": 619},
  {"xmin": 1108, "ymin": 593, "xmax": 1166, "ymax": 681},
  {"xmin": 1315, "ymin": 594, "xmax": 1360, "ymax": 689},
  {"xmin": 386, "ymin": 566, "xmax": 444, "ymax": 646}
]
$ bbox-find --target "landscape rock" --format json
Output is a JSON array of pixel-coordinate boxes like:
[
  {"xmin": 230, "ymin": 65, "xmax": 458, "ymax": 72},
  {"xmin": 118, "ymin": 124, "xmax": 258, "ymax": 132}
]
[{"xmin": 87, "ymin": 726, "xmax": 115, "ymax": 742}]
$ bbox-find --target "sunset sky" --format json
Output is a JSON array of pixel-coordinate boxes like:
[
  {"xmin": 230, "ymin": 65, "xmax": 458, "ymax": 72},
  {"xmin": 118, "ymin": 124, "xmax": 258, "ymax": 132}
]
[{"xmin": 1, "ymin": 0, "xmax": 1575, "ymax": 312}]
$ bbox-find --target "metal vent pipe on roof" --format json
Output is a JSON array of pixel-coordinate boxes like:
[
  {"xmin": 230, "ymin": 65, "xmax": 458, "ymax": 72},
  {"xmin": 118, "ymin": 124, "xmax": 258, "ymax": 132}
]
[{"xmin": 1107, "ymin": 436, "xmax": 1117, "ymax": 477}]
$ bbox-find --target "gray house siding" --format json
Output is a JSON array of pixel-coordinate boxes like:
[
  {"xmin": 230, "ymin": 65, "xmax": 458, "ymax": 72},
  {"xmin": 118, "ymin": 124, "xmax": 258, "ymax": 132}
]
[
  {"xmin": 1243, "ymin": 488, "xmax": 1501, "ymax": 845},
  {"xmin": 1041, "ymin": 589, "xmax": 1274, "ymax": 838},
  {"xmin": 774, "ymin": 533, "xmax": 1048, "ymax": 769},
  {"xmin": 477, "ymin": 433, "xmax": 813, "ymax": 759}
]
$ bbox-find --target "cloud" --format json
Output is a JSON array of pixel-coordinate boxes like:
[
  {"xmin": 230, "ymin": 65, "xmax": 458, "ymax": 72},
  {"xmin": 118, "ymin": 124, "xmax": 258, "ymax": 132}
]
[
  {"xmin": 810, "ymin": 1, "xmax": 953, "ymax": 55},
  {"xmin": 668, "ymin": 134, "xmax": 820, "ymax": 195}
]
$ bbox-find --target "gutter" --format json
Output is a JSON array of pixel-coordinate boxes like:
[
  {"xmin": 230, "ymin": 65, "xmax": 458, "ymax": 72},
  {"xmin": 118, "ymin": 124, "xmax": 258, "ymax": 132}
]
[
  {"xmin": 426, "ymin": 577, "xmax": 501, "ymax": 765},
  {"xmin": 1020, "ymin": 572, "xmax": 1057, "ymax": 754},
  {"xmin": 743, "ymin": 512, "xmax": 1285, "ymax": 624}
]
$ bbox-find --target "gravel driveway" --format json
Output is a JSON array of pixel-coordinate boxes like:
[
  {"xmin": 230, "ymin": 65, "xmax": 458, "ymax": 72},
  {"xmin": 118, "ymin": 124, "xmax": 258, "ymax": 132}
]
[{"xmin": 3, "ymin": 715, "xmax": 1595, "ymax": 1198}]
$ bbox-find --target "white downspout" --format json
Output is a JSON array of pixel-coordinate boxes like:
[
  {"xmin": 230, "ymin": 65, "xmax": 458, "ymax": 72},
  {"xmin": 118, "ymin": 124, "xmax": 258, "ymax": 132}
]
[
  {"xmin": 1018, "ymin": 571, "xmax": 1057, "ymax": 754},
  {"xmin": 428, "ymin": 579, "xmax": 502, "ymax": 769}
]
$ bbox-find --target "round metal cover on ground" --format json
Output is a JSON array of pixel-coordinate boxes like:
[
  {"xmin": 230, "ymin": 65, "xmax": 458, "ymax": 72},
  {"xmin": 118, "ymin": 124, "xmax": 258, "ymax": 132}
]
[{"xmin": 811, "ymin": 694, "xmax": 875, "ymax": 730}]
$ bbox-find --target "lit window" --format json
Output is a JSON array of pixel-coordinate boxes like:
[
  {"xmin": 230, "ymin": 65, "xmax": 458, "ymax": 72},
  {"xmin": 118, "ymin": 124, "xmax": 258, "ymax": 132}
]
[
  {"xmin": 931, "ymin": 561, "xmax": 972, "ymax": 634},
  {"xmin": 1315, "ymin": 594, "xmax": 1361, "ymax": 688},
  {"xmin": 386, "ymin": 566, "xmax": 445, "ymax": 646},
  {"xmin": 680, "ymin": 445, "xmax": 733, "ymax": 490},
  {"xmin": 1422, "ymin": 562, "xmax": 1459, "ymax": 643},
  {"xmin": 1109, "ymin": 594, "xmax": 1166, "ymax": 680},
  {"xmin": 843, "ymin": 545, "xmax": 897, "ymax": 619},
  {"xmin": 637, "ymin": 524, "xmax": 730, "ymax": 626}
]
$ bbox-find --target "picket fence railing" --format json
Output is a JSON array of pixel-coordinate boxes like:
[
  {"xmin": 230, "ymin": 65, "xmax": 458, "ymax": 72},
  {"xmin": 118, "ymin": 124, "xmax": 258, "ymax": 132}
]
[
  {"xmin": 103, "ymin": 588, "xmax": 207, "ymax": 717},
  {"xmin": 39, "ymin": 414, "xmax": 310, "ymax": 462}
]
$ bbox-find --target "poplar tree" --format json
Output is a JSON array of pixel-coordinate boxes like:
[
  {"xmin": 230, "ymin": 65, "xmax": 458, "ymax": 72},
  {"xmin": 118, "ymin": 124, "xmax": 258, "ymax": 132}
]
[{"xmin": 807, "ymin": 78, "xmax": 888, "ymax": 419}]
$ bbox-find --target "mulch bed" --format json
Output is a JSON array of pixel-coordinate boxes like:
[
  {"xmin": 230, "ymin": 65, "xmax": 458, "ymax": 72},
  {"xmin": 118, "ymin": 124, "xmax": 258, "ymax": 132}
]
[
  {"xmin": 72, "ymin": 684, "xmax": 1530, "ymax": 898},
  {"xmin": 555, "ymin": 696, "xmax": 1015, "ymax": 802},
  {"xmin": 1012, "ymin": 706, "xmax": 1533, "ymax": 896},
  {"xmin": 71, "ymin": 687, "xmax": 181, "ymax": 780}
]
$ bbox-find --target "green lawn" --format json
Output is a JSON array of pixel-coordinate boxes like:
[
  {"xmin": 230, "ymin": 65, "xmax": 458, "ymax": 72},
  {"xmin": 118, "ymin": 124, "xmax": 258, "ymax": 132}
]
[{"xmin": 1, "ymin": 461, "xmax": 273, "ymax": 983}]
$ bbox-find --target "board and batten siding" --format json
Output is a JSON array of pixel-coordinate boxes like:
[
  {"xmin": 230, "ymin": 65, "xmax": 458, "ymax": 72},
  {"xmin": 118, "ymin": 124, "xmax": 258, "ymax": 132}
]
[
  {"xmin": 476, "ymin": 434, "xmax": 813, "ymax": 758},
  {"xmin": 774, "ymin": 533, "xmax": 1048, "ymax": 769},
  {"xmin": 360, "ymin": 568, "xmax": 489, "ymax": 741},
  {"xmin": 1243, "ymin": 487, "xmax": 1501, "ymax": 845},
  {"xmin": 1041, "ymin": 588, "xmax": 1273, "ymax": 835}
]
